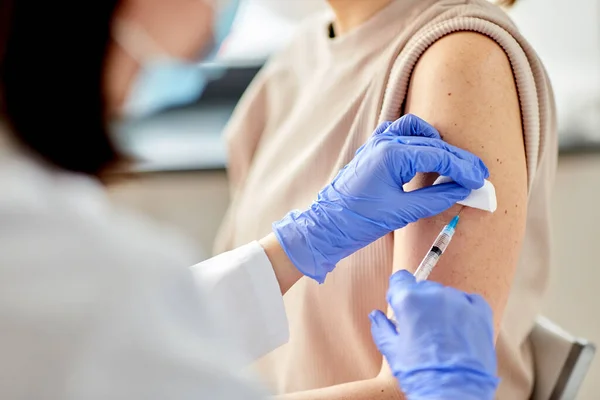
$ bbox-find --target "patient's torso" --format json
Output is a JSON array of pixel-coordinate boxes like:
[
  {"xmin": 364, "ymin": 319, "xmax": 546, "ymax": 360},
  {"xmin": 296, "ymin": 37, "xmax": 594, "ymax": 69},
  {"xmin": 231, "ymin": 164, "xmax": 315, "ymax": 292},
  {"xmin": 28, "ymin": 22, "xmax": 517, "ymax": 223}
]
[
  {"xmin": 216, "ymin": 0, "xmax": 557, "ymax": 398},
  {"xmin": 228, "ymin": 49, "xmax": 396, "ymax": 389}
]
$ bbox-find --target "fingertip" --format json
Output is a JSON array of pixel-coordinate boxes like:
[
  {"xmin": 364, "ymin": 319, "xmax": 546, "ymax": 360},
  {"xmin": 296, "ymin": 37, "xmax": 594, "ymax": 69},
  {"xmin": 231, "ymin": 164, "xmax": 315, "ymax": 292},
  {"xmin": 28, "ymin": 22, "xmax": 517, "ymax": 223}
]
[
  {"xmin": 405, "ymin": 114, "xmax": 441, "ymax": 139},
  {"xmin": 389, "ymin": 269, "xmax": 416, "ymax": 287},
  {"xmin": 369, "ymin": 309, "xmax": 386, "ymax": 325},
  {"xmin": 386, "ymin": 270, "xmax": 416, "ymax": 307},
  {"xmin": 433, "ymin": 144, "xmax": 488, "ymax": 188},
  {"xmin": 373, "ymin": 120, "xmax": 394, "ymax": 136},
  {"xmin": 369, "ymin": 310, "xmax": 398, "ymax": 338},
  {"xmin": 463, "ymin": 174, "xmax": 487, "ymax": 191},
  {"xmin": 467, "ymin": 294, "xmax": 496, "ymax": 348},
  {"xmin": 410, "ymin": 147, "xmax": 484, "ymax": 191},
  {"xmin": 468, "ymin": 294, "xmax": 494, "ymax": 318},
  {"xmin": 480, "ymin": 159, "xmax": 490, "ymax": 180},
  {"xmin": 386, "ymin": 114, "xmax": 441, "ymax": 139},
  {"xmin": 468, "ymin": 157, "xmax": 489, "ymax": 185}
]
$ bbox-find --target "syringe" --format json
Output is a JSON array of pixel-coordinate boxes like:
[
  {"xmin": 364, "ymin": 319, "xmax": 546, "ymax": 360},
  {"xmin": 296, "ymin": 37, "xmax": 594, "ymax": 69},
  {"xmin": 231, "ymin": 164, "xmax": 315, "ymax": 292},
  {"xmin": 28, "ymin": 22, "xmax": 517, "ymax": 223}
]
[{"xmin": 413, "ymin": 213, "xmax": 461, "ymax": 282}]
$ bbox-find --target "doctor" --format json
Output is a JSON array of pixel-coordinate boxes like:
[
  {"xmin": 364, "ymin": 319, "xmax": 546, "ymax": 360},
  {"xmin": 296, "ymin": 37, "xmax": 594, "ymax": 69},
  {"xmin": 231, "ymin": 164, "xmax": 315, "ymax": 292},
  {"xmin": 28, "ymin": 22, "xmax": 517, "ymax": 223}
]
[{"xmin": 0, "ymin": 0, "xmax": 497, "ymax": 399}]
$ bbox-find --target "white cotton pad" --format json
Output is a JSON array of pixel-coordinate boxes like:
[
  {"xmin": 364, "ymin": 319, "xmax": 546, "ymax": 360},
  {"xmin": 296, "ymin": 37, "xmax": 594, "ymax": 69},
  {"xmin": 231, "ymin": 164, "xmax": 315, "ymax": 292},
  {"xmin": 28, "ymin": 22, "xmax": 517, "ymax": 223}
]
[{"xmin": 433, "ymin": 176, "xmax": 497, "ymax": 213}]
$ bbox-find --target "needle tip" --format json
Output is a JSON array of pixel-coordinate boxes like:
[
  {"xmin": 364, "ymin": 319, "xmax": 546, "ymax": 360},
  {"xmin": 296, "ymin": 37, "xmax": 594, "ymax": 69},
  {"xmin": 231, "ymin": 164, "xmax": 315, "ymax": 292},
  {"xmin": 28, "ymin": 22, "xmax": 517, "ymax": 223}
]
[{"xmin": 448, "ymin": 215, "xmax": 460, "ymax": 229}]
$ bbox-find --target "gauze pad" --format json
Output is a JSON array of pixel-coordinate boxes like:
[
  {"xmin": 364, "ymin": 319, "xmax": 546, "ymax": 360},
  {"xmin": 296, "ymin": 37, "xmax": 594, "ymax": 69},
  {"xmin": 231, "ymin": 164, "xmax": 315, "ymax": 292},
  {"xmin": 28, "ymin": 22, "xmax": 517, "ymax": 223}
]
[{"xmin": 433, "ymin": 176, "xmax": 497, "ymax": 213}]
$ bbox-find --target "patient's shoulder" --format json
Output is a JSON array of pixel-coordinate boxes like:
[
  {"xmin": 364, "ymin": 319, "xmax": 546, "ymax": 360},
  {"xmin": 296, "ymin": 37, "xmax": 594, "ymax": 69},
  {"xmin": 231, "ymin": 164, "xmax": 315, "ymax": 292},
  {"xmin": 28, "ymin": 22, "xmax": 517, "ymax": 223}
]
[
  {"xmin": 405, "ymin": 29, "xmax": 526, "ymax": 198},
  {"xmin": 412, "ymin": 31, "xmax": 514, "ymax": 96},
  {"xmin": 406, "ymin": 31, "xmax": 519, "ymax": 139}
]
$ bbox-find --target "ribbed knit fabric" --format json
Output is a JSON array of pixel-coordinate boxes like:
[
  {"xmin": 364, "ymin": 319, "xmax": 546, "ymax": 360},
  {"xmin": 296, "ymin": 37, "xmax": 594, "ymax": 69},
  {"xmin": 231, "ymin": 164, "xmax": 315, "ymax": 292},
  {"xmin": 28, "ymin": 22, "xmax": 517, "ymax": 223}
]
[{"xmin": 215, "ymin": 0, "xmax": 557, "ymax": 398}]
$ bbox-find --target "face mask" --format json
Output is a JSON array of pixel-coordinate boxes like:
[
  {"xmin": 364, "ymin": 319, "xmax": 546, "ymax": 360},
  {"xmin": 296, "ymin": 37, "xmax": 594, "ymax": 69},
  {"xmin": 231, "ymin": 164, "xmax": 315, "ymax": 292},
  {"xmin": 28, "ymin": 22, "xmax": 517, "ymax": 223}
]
[{"xmin": 115, "ymin": 0, "xmax": 240, "ymax": 119}]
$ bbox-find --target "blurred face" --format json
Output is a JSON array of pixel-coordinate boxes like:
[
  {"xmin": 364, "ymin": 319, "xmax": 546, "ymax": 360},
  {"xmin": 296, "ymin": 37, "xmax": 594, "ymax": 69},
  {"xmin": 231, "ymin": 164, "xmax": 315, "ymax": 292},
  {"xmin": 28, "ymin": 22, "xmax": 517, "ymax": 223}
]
[{"xmin": 104, "ymin": 0, "xmax": 217, "ymax": 115}]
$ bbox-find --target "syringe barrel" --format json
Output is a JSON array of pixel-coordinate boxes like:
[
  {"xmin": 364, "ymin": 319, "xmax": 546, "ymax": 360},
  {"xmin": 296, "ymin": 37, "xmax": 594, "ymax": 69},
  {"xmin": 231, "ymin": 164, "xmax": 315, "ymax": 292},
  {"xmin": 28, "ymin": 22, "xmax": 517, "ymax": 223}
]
[
  {"xmin": 431, "ymin": 227, "xmax": 454, "ymax": 253},
  {"xmin": 414, "ymin": 252, "xmax": 440, "ymax": 281},
  {"xmin": 413, "ymin": 226, "xmax": 455, "ymax": 281}
]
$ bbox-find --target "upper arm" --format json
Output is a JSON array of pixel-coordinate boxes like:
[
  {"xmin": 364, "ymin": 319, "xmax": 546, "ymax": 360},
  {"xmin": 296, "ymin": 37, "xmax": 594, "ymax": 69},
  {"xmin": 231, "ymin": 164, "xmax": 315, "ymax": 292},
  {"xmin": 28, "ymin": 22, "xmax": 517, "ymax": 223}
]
[{"xmin": 391, "ymin": 32, "xmax": 528, "ymax": 335}]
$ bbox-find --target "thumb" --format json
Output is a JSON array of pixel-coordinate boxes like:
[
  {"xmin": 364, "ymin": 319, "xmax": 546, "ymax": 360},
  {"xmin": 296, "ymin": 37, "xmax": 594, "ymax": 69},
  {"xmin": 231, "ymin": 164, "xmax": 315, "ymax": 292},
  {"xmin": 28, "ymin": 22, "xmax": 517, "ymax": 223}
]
[{"xmin": 369, "ymin": 310, "xmax": 399, "ymax": 359}]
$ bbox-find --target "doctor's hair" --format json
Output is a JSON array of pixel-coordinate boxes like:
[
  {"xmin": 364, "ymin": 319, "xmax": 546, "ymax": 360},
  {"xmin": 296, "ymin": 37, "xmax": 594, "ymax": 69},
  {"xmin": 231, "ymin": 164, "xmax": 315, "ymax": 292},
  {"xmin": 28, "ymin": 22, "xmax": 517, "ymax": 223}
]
[{"xmin": 0, "ymin": 0, "xmax": 122, "ymax": 177}]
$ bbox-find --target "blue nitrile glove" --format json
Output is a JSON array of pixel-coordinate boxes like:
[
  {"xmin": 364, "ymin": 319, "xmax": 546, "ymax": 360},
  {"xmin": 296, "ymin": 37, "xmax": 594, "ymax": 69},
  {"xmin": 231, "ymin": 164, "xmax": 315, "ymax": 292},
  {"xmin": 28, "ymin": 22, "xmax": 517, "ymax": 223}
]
[
  {"xmin": 272, "ymin": 114, "xmax": 489, "ymax": 283},
  {"xmin": 370, "ymin": 270, "xmax": 499, "ymax": 400}
]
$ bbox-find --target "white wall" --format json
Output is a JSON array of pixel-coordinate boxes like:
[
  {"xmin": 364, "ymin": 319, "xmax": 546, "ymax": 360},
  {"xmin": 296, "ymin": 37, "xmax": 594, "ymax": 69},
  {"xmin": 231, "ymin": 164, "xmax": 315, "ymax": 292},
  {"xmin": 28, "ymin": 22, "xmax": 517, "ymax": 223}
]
[{"xmin": 509, "ymin": 0, "xmax": 600, "ymax": 140}]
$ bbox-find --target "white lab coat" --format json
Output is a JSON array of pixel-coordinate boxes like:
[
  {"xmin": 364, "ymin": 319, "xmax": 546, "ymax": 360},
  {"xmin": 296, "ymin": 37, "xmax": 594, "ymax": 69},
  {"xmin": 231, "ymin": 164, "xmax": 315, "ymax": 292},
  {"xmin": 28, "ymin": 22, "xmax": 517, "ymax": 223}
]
[{"xmin": 0, "ymin": 139, "xmax": 288, "ymax": 399}]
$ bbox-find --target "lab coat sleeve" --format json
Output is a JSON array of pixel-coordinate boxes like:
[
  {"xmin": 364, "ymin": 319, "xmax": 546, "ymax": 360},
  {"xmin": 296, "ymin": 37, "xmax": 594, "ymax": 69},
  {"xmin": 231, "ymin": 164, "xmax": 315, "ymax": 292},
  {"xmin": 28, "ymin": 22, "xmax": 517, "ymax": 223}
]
[{"xmin": 190, "ymin": 241, "xmax": 289, "ymax": 363}]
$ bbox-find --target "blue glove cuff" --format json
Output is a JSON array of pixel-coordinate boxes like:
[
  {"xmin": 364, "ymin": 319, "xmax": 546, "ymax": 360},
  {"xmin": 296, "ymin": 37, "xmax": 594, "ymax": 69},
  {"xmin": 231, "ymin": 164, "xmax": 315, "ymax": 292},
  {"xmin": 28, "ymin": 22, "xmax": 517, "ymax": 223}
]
[{"xmin": 272, "ymin": 209, "xmax": 335, "ymax": 284}]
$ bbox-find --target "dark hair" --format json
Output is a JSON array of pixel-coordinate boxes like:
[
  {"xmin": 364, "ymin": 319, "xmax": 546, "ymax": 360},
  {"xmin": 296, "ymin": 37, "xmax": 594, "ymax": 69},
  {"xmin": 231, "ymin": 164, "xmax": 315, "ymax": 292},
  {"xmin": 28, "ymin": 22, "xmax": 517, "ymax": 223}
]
[
  {"xmin": 497, "ymin": 0, "xmax": 517, "ymax": 6},
  {"xmin": 0, "ymin": 0, "xmax": 122, "ymax": 177}
]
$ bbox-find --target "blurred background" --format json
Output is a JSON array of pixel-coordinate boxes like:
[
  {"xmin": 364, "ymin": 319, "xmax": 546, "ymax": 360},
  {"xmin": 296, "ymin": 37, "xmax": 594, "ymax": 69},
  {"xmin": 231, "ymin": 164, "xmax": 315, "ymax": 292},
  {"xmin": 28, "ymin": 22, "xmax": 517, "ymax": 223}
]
[{"xmin": 107, "ymin": 0, "xmax": 600, "ymax": 397}]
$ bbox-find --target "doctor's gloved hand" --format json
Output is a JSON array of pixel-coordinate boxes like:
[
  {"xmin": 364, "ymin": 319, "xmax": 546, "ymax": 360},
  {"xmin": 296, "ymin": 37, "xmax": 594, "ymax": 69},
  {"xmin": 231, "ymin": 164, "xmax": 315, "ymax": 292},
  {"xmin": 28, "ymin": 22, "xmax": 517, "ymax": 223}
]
[
  {"xmin": 370, "ymin": 270, "xmax": 499, "ymax": 400},
  {"xmin": 272, "ymin": 114, "xmax": 489, "ymax": 283}
]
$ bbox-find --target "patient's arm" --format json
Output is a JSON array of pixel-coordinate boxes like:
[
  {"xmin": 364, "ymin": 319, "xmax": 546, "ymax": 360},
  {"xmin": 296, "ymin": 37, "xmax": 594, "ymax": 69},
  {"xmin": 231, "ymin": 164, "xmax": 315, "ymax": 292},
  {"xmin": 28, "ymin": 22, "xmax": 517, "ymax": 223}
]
[
  {"xmin": 274, "ymin": 376, "xmax": 404, "ymax": 400},
  {"xmin": 276, "ymin": 31, "xmax": 527, "ymax": 400},
  {"xmin": 392, "ymin": 31, "xmax": 528, "ymax": 335}
]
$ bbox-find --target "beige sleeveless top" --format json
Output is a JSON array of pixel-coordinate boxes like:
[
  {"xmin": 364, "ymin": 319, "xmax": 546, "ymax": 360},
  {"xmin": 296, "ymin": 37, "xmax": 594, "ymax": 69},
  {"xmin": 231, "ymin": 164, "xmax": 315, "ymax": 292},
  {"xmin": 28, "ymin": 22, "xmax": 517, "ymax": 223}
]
[{"xmin": 216, "ymin": 0, "xmax": 558, "ymax": 398}]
